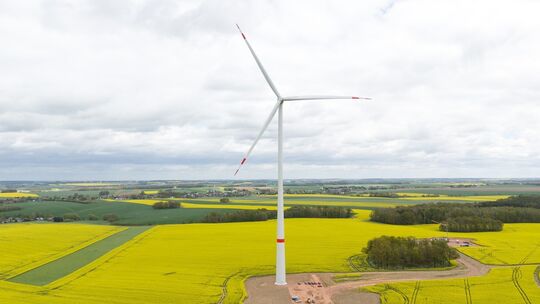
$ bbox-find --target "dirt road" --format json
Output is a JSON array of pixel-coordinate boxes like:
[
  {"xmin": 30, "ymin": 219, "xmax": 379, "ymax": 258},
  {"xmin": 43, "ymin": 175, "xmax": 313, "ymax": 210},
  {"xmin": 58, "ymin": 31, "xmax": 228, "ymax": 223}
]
[{"xmin": 244, "ymin": 253, "xmax": 490, "ymax": 304}]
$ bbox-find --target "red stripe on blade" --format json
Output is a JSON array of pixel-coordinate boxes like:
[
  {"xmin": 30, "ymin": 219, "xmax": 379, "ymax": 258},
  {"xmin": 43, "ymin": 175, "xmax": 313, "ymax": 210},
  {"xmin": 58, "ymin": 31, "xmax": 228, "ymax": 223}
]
[
  {"xmin": 241, "ymin": 33, "xmax": 246, "ymax": 39},
  {"xmin": 352, "ymin": 96, "xmax": 359, "ymax": 99},
  {"xmin": 277, "ymin": 238, "xmax": 285, "ymax": 243},
  {"xmin": 240, "ymin": 158, "xmax": 247, "ymax": 165}
]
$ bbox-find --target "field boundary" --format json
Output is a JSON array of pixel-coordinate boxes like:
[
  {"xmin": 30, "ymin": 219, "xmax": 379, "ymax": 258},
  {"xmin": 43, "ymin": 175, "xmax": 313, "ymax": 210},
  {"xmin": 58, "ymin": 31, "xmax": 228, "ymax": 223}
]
[
  {"xmin": 385, "ymin": 284, "xmax": 410, "ymax": 304},
  {"xmin": 2, "ymin": 224, "xmax": 125, "ymax": 280},
  {"xmin": 411, "ymin": 281, "xmax": 420, "ymax": 304}
]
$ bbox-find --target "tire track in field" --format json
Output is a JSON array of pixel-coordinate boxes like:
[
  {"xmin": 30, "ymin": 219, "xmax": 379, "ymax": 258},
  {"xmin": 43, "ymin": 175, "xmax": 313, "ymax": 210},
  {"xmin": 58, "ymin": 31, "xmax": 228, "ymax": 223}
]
[
  {"xmin": 217, "ymin": 271, "xmax": 239, "ymax": 304},
  {"xmin": 464, "ymin": 278, "xmax": 472, "ymax": 304},
  {"xmin": 385, "ymin": 284, "xmax": 409, "ymax": 304},
  {"xmin": 511, "ymin": 250, "xmax": 534, "ymax": 304},
  {"xmin": 411, "ymin": 281, "xmax": 420, "ymax": 304},
  {"xmin": 534, "ymin": 266, "xmax": 540, "ymax": 287},
  {"xmin": 347, "ymin": 254, "xmax": 364, "ymax": 272},
  {"xmin": 512, "ymin": 266, "xmax": 531, "ymax": 304}
]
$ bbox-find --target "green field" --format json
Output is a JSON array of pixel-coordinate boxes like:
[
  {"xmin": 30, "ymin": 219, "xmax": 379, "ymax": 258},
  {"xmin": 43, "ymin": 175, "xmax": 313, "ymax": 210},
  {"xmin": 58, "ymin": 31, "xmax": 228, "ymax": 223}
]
[{"xmin": 0, "ymin": 200, "xmax": 235, "ymax": 225}]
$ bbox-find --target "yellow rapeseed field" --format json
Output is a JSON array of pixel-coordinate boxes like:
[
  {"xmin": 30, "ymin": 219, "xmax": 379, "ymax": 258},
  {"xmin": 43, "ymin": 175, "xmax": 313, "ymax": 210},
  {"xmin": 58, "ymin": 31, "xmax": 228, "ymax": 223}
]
[
  {"xmin": 0, "ymin": 192, "xmax": 39, "ymax": 198},
  {"xmin": 142, "ymin": 190, "xmax": 159, "ymax": 195},
  {"xmin": 0, "ymin": 223, "xmax": 123, "ymax": 279},
  {"xmin": 366, "ymin": 265, "xmax": 540, "ymax": 304},
  {"xmin": 453, "ymin": 223, "xmax": 540, "ymax": 264},
  {"xmin": 103, "ymin": 199, "xmax": 164, "ymax": 206}
]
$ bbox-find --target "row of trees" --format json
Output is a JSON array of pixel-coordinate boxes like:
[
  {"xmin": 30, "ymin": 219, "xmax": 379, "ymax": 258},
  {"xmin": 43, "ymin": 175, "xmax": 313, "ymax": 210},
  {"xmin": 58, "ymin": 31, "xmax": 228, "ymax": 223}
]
[
  {"xmin": 152, "ymin": 201, "xmax": 181, "ymax": 209},
  {"xmin": 445, "ymin": 216, "xmax": 503, "ymax": 232},
  {"xmin": 55, "ymin": 213, "xmax": 119, "ymax": 222},
  {"xmin": 363, "ymin": 236, "xmax": 459, "ymax": 269},
  {"xmin": 370, "ymin": 196, "xmax": 540, "ymax": 231},
  {"xmin": 201, "ymin": 206, "xmax": 354, "ymax": 223},
  {"xmin": 371, "ymin": 204, "xmax": 540, "ymax": 225},
  {"xmin": 478, "ymin": 195, "xmax": 540, "ymax": 208},
  {"xmin": 202, "ymin": 209, "xmax": 273, "ymax": 223},
  {"xmin": 284, "ymin": 206, "xmax": 353, "ymax": 218}
]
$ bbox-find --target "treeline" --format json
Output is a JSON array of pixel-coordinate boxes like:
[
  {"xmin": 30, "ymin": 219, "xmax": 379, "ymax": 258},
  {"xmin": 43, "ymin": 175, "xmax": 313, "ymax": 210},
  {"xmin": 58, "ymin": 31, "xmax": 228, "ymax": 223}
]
[
  {"xmin": 478, "ymin": 195, "xmax": 540, "ymax": 208},
  {"xmin": 202, "ymin": 209, "xmax": 273, "ymax": 223},
  {"xmin": 363, "ymin": 236, "xmax": 459, "ymax": 269},
  {"xmin": 446, "ymin": 216, "xmax": 503, "ymax": 232},
  {"xmin": 152, "ymin": 201, "xmax": 181, "ymax": 209},
  {"xmin": 201, "ymin": 206, "xmax": 353, "ymax": 223},
  {"xmin": 284, "ymin": 206, "xmax": 353, "ymax": 218},
  {"xmin": 370, "ymin": 195, "xmax": 540, "ymax": 232}
]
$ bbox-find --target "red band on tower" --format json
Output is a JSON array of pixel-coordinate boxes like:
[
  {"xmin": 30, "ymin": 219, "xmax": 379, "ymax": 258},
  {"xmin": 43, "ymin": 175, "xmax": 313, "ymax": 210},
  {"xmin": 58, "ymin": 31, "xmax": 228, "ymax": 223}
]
[{"xmin": 277, "ymin": 238, "xmax": 285, "ymax": 243}]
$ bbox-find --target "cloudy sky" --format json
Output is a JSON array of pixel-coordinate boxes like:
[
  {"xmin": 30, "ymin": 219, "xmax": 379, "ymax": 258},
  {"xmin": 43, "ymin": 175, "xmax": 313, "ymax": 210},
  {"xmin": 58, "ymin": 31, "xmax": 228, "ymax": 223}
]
[{"xmin": 1, "ymin": 0, "xmax": 539, "ymax": 180}]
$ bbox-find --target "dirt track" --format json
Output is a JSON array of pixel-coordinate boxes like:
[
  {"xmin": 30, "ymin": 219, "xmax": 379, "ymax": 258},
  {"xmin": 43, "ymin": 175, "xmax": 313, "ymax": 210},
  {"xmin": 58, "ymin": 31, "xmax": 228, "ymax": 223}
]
[{"xmin": 244, "ymin": 253, "xmax": 490, "ymax": 304}]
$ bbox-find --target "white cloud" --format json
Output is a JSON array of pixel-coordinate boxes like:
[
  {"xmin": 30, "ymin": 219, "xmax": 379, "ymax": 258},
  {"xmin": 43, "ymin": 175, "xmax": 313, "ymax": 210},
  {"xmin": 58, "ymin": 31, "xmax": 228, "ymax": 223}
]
[{"xmin": 0, "ymin": 0, "xmax": 539, "ymax": 180}]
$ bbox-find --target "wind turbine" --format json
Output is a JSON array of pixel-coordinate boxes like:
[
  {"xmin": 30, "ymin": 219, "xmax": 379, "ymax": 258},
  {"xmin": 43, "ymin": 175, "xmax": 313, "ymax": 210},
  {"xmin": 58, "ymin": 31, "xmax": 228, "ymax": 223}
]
[{"xmin": 234, "ymin": 25, "xmax": 370, "ymax": 285}]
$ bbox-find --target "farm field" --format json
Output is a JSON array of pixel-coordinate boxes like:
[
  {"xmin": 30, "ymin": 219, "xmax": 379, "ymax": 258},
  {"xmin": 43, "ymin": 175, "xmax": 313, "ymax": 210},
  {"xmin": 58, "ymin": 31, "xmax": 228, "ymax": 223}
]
[
  {"xmin": 103, "ymin": 193, "xmax": 510, "ymax": 211},
  {"xmin": 0, "ymin": 223, "xmax": 123, "ymax": 279},
  {"xmin": 454, "ymin": 224, "xmax": 540, "ymax": 265},
  {"xmin": 9, "ymin": 226, "xmax": 150, "ymax": 286},
  {"xmin": 0, "ymin": 200, "xmax": 234, "ymax": 225},
  {"xmin": 366, "ymin": 265, "xmax": 540, "ymax": 304},
  {"xmin": 0, "ymin": 211, "xmax": 539, "ymax": 303},
  {"xmin": 0, "ymin": 192, "xmax": 39, "ymax": 198}
]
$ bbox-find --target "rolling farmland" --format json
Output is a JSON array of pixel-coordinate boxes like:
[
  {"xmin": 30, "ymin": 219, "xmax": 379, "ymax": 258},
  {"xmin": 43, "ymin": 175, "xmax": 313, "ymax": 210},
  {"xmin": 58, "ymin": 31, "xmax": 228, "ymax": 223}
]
[{"xmin": 1, "ymin": 209, "xmax": 539, "ymax": 303}]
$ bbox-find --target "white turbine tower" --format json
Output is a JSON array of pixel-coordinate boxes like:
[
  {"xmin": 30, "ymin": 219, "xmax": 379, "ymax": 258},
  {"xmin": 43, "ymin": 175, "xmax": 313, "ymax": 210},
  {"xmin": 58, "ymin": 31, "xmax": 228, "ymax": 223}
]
[{"xmin": 234, "ymin": 25, "xmax": 370, "ymax": 285}]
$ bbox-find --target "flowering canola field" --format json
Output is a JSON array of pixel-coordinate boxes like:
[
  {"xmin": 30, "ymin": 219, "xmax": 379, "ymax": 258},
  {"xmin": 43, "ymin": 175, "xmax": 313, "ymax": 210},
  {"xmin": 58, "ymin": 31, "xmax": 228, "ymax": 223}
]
[
  {"xmin": 0, "ymin": 192, "xmax": 39, "ymax": 198},
  {"xmin": 0, "ymin": 223, "xmax": 123, "ymax": 279},
  {"xmin": 366, "ymin": 266, "xmax": 540, "ymax": 304}
]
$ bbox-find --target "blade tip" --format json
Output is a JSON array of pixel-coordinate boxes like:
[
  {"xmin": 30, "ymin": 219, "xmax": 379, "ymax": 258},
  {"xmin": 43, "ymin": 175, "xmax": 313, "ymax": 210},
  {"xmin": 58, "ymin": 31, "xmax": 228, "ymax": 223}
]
[{"xmin": 235, "ymin": 24, "xmax": 246, "ymax": 39}]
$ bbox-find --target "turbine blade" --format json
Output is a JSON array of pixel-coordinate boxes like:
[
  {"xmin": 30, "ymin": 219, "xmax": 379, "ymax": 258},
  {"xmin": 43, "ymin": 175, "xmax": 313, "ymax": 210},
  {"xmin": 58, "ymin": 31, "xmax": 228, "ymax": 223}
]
[
  {"xmin": 236, "ymin": 24, "xmax": 281, "ymax": 99},
  {"xmin": 234, "ymin": 99, "xmax": 282, "ymax": 176},
  {"xmin": 283, "ymin": 95, "xmax": 371, "ymax": 101}
]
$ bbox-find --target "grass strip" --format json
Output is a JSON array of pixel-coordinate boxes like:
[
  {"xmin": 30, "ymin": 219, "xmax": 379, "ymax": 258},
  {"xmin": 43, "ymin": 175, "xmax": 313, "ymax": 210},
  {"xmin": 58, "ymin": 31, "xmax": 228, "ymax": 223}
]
[{"xmin": 8, "ymin": 226, "xmax": 150, "ymax": 286}]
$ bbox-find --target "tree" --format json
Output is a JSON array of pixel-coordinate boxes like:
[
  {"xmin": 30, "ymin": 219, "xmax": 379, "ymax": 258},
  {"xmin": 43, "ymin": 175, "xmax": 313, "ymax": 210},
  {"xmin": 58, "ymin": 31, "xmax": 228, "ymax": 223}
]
[
  {"xmin": 363, "ymin": 236, "xmax": 459, "ymax": 269},
  {"xmin": 63, "ymin": 213, "xmax": 81, "ymax": 221},
  {"xmin": 103, "ymin": 213, "xmax": 119, "ymax": 222},
  {"xmin": 152, "ymin": 201, "xmax": 181, "ymax": 209}
]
